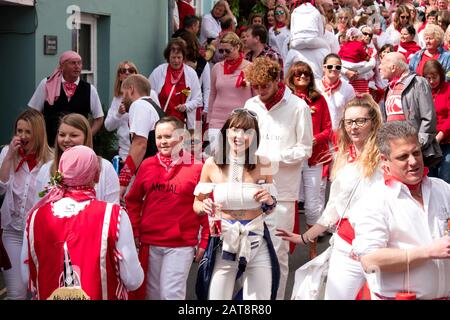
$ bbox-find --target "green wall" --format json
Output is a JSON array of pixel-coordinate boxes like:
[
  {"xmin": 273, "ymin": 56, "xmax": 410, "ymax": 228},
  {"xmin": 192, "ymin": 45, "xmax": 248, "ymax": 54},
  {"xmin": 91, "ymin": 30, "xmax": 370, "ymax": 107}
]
[{"xmin": 0, "ymin": 0, "xmax": 169, "ymax": 145}]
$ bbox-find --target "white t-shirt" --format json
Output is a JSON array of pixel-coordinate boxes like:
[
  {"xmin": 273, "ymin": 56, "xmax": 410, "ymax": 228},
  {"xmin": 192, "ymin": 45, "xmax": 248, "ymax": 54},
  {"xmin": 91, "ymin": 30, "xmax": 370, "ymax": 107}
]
[
  {"xmin": 28, "ymin": 77, "xmax": 104, "ymax": 119},
  {"xmin": 128, "ymin": 96, "xmax": 160, "ymax": 139}
]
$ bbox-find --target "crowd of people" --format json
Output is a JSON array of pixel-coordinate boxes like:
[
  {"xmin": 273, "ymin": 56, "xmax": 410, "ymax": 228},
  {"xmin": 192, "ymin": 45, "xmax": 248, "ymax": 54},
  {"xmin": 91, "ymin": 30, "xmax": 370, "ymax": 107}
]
[{"xmin": 0, "ymin": 0, "xmax": 449, "ymax": 300}]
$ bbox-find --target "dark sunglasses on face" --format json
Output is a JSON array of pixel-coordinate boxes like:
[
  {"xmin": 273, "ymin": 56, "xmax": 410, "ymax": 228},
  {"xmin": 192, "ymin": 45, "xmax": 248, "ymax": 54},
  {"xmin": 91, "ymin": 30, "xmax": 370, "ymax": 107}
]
[
  {"xmin": 324, "ymin": 64, "xmax": 342, "ymax": 71},
  {"xmin": 400, "ymin": 15, "xmax": 409, "ymax": 19},
  {"xmin": 294, "ymin": 70, "xmax": 311, "ymax": 78},
  {"xmin": 231, "ymin": 108, "xmax": 258, "ymax": 119},
  {"xmin": 219, "ymin": 48, "xmax": 232, "ymax": 54},
  {"xmin": 119, "ymin": 67, "xmax": 136, "ymax": 74},
  {"xmin": 362, "ymin": 32, "xmax": 373, "ymax": 38}
]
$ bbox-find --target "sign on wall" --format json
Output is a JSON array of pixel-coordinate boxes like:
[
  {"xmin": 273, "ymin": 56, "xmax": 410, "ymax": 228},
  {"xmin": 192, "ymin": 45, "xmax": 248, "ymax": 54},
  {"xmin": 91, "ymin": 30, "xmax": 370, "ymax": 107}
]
[{"xmin": 44, "ymin": 35, "xmax": 57, "ymax": 55}]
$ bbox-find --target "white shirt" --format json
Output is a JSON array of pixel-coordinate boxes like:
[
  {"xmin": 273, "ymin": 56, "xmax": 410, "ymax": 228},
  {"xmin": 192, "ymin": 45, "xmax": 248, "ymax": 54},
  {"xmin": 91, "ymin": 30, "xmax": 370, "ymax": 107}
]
[
  {"xmin": 268, "ymin": 26, "xmax": 290, "ymax": 61},
  {"xmin": 21, "ymin": 199, "xmax": 144, "ymax": 291},
  {"xmin": 315, "ymin": 78, "xmax": 356, "ymax": 131},
  {"xmin": 28, "ymin": 77, "xmax": 104, "ymax": 119},
  {"xmin": 128, "ymin": 96, "xmax": 160, "ymax": 139},
  {"xmin": 199, "ymin": 13, "xmax": 221, "ymax": 45},
  {"xmin": 35, "ymin": 158, "xmax": 120, "ymax": 205},
  {"xmin": 104, "ymin": 90, "xmax": 160, "ymax": 159},
  {"xmin": 244, "ymin": 88, "xmax": 313, "ymax": 201},
  {"xmin": 352, "ymin": 177, "xmax": 450, "ymax": 299},
  {"xmin": 0, "ymin": 146, "xmax": 44, "ymax": 231}
]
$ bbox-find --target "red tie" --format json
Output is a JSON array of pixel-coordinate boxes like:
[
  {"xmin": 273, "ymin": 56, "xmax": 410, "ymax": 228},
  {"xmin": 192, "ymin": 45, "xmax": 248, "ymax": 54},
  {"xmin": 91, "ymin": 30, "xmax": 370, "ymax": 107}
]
[
  {"xmin": 15, "ymin": 148, "xmax": 37, "ymax": 172},
  {"xmin": 63, "ymin": 82, "xmax": 77, "ymax": 99}
]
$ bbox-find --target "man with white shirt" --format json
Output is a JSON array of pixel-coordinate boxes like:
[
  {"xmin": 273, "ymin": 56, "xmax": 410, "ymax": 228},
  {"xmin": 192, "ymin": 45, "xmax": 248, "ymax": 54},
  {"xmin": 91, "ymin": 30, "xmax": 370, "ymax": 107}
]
[
  {"xmin": 28, "ymin": 51, "xmax": 104, "ymax": 145},
  {"xmin": 244, "ymin": 57, "xmax": 313, "ymax": 299},
  {"xmin": 353, "ymin": 121, "xmax": 450, "ymax": 300},
  {"xmin": 118, "ymin": 74, "xmax": 164, "ymax": 198}
]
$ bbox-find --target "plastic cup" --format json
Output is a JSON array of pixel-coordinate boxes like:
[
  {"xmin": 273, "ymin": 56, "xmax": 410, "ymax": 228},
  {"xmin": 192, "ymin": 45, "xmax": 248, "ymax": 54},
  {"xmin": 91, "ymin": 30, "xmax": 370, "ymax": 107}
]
[{"xmin": 208, "ymin": 203, "xmax": 222, "ymax": 237}]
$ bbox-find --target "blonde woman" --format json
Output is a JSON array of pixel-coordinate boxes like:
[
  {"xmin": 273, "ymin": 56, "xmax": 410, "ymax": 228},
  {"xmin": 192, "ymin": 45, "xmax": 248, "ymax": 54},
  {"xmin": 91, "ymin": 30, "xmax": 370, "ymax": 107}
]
[
  {"xmin": 0, "ymin": 109, "xmax": 52, "ymax": 299},
  {"xmin": 277, "ymin": 94, "xmax": 384, "ymax": 299}
]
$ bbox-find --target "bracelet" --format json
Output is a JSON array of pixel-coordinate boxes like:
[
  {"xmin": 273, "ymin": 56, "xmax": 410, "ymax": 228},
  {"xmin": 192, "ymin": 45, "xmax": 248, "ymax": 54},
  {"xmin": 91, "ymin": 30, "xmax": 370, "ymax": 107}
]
[
  {"xmin": 261, "ymin": 196, "xmax": 277, "ymax": 213},
  {"xmin": 300, "ymin": 233, "xmax": 307, "ymax": 245}
]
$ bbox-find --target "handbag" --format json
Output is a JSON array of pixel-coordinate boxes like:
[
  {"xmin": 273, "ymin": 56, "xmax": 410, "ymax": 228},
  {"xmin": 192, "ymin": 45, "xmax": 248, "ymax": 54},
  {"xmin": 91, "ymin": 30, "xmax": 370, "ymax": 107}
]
[
  {"xmin": 195, "ymin": 235, "xmax": 221, "ymax": 300},
  {"xmin": 291, "ymin": 177, "xmax": 361, "ymax": 300}
]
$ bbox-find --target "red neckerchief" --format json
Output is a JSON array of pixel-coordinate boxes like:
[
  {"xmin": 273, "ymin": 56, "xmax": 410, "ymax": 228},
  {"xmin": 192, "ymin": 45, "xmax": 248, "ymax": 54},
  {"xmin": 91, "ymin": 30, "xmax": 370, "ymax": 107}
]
[
  {"xmin": 264, "ymin": 82, "xmax": 286, "ymax": 111},
  {"xmin": 157, "ymin": 151, "xmax": 184, "ymax": 170},
  {"xmin": 63, "ymin": 82, "xmax": 77, "ymax": 99},
  {"xmin": 15, "ymin": 148, "xmax": 37, "ymax": 172},
  {"xmin": 224, "ymin": 52, "xmax": 244, "ymax": 75},
  {"xmin": 399, "ymin": 41, "xmax": 421, "ymax": 55},
  {"xmin": 235, "ymin": 71, "xmax": 247, "ymax": 88},
  {"xmin": 62, "ymin": 186, "xmax": 97, "ymax": 202},
  {"xmin": 321, "ymin": 78, "xmax": 342, "ymax": 96},
  {"xmin": 347, "ymin": 144, "xmax": 357, "ymax": 163},
  {"xmin": 168, "ymin": 64, "xmax": 184, "ymax": 85},
  {"xmin": 383, "ymin": 167, "xmax": 429, "ymax": 190},
  {"xmin": 295, "ymin": 88, "xmax": 312, "ymax": 104},
  {"xmin": 388, "ymin": 72, "xmax": 409, "ymax": 91},
  {"xmin": 274, "ymin": 22, "xmax": 285, "ymax": 34}
]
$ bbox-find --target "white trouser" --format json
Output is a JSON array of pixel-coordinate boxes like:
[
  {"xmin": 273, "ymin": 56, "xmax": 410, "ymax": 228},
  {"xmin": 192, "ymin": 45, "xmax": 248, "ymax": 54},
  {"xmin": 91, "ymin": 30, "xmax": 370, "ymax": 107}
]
[
  {"xmin": 146, "ymin": 245, "xmax": 195, "ymax": 300},
  {"xmin": 208, "ymin": 233, "xmax": 272, "ymax": 300},
  {"xmin": 299, "ymin": 163, "xmax": 324, "ymax": 225},
  {"xmin": 324, "ymin": 235, "xmax": 366, "ymax": 300},
  {"xmin": 264, "ymin": 201, "xmax": 295, "ymax": 300},
  {"xmin": 2, "ymin": 226, "xmax": 27, "ymax": 300},
  {"xmin": 206, "ymin": 128, "xmax": 221, "ymax": 157}
]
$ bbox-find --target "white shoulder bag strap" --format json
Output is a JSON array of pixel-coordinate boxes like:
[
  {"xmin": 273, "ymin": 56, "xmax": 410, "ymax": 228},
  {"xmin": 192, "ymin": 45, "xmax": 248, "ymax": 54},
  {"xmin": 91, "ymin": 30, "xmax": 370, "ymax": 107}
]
[{"xmin": 335, "ymin": 177, "xmax": 361, "ymax": 234}]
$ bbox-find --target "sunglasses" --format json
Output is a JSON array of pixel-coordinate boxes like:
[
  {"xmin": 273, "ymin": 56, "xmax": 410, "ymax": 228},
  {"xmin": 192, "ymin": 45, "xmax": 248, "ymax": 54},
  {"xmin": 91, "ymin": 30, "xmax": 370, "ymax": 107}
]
[
  {"xmin": 362, "ymin": 32, "xmax": 373, "ymax": 38},
  {"xmin": 119, "ymin": 67, "xmax": 136, "ymax": 74},
  {"xmin": 231, "ymin": 108, "xmax": 258, "ymax": 119},
  {"xmin": 343, "ymin": 117, "xmax": 371, "ymax": 128},
  {"xmin": 294, "ymin": 70, "xmax": 311, "ymax": 78},
  {"xmin": 274, "ymin": 10, "xmax": 285, "ymax": 15},
  {"xmin": 219, "ymin": 48, "xmax": 232, "ymax": 55},
  {"xmin": 399, "ymin": 15, "xmax": 409, "ymax": 19},
  {"xmin": 324, "ymin": 64, "xmax": 342, "ymax": 71}
]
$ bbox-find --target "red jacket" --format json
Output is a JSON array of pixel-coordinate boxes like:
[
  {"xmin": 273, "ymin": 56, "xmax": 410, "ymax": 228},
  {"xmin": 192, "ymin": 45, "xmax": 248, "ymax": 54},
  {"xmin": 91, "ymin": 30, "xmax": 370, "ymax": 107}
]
[
  {"xmin": 433, "ymin": 81, "xmax": 450, "ymax": 143},
  {"xmin": 125, "ymin": 153, "xmax": 209, "ymax": 249},
  {"xmin": 306, "ymin": 95, "xmax": 333, "ymax": 166}
]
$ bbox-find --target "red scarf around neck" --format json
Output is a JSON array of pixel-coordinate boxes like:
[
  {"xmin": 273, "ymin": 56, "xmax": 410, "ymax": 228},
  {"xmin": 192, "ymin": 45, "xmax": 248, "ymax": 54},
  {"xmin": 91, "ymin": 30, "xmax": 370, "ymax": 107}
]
[
  {"xmin": 15, "ymin": 148, "xmax": 37, "ymax": 172},
  {"xmin": 224, "ymin": 52, "xmax": 244, "ymax": 75},
  {"xmin": 384, "ymin": 167, "xmax": 429, "ymax": 191},
  {"xmin": 62, "ymin": 186, "xmax": 97, "ymax": 202},
  {"xmin": 399, "ymin": 41, "xmax": 421, "ymax": 58},
  {"xmin": 321, "ymin": 78, "xmax": 342, "ymax": 96},
  {"xmin": 347, "ymin": 144, "xmax": 357, "ymax": 163},
  {"xmin": 264, "ymin": 82, "xmax": 286, "ymax": 111},
  {"xmin": 295, "ymin": 88, "xmax": 312, "ymax": 104},
  {"xmin": 168, "ymin": 64, "xmax": 184, "ymax": 85}
]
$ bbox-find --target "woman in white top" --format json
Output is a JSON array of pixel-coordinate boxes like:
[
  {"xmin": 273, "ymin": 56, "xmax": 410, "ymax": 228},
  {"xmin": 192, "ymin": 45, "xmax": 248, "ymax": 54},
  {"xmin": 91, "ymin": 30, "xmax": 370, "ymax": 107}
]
[
  {"xmin": 193, "ymin": 109, "xmax": 279, "ymax": 300},
  {"xmin": 268, "ymin": 4, "xmax": 290, "ymax": 60},
  {"xmin": 277, "ymin": 94, "xmax": 384, "ymax": 300},
  {"xmin": 199, "ymin": 0, "xmax": 234, "ymax": 45},
  {"xmin": 35, "ymin": 113, "xmax": 120, "ymax": 205},
  {"xmin": 104, "ymin": 61, "xmax": 138, "ymax": 160},
  {"xmin": 0, "ymin": 109, "xmax": 52, "ymax": 299}
]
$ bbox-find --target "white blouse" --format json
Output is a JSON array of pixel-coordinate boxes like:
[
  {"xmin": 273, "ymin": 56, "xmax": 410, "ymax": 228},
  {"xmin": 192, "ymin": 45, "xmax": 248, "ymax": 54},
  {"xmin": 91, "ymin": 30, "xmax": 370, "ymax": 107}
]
[{"xmin": 0, "ymin": 146, "xmax": 44, "ymax": 231}]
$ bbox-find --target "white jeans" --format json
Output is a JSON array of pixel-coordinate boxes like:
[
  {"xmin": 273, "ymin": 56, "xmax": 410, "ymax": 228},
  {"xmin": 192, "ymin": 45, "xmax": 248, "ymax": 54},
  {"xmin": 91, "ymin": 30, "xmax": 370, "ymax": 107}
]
[
  {"xmin": 264, "ymin": 201, "xmax": 295, "ymax": 300},
  {"xmin": 208, "ymin": 233, "xmax": 272, "ymax": 300},
  {"xmin": 325, "ymin": 235, "xmax": 366, "ymax": 300},
  {"xmin": 146, "ymin": 245, "xmax": 195, "ymax": 300},
  {"xmin": 299, "ymin": 163, "xmax": 325, "ymax": 225},
  {"xmin": 2, "ymin": 226, "xmax": 27, "ymax": 300}
]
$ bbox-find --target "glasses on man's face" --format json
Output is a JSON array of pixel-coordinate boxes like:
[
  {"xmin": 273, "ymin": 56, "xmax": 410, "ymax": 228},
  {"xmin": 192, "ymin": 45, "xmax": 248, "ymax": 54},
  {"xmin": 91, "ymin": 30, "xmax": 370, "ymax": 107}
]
[
  {"xmin": 362, "ymin": 32, "xmax": 373, "ymax": 38},
  {"xmin": 343, "ymin": 117, "xmax": 371, "ymax": 128},
  {"xmin": 294, "ymin": 70, "xmax": 311, "ymax": 78},
  {"xmin": 219, "ymin": 48, "xmax": 232, "ymax": 55},
  {"xmin": 274, "ymin": 10, "xmax": 285, "ymax": 15},
  {"xmin": 324, "ymin": 64, "xmax": 342, "ymax": 71},
  {"xmin": 119, "ymin": 67, "xmax": 136, "ymax": 74},
  {"xmin": 231, "ymin": 108, "xmax": 258, "ymax": 119}
]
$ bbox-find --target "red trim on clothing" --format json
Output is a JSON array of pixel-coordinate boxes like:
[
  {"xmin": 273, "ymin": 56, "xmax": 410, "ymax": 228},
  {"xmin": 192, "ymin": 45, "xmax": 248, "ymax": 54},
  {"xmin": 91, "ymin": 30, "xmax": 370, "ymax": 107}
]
[
  {"xmin": 15, "ymin": 149, "xmax": 37, "ymax": 172},
  {"xmin": 265, "ymin": 83, "xmax": 286, "ymax": 111}
]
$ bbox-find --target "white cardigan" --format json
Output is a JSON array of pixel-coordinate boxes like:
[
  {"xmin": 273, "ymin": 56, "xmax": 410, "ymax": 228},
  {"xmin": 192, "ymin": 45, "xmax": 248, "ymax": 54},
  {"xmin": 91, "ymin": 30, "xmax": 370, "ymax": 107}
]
[{"xmin": 148, "ymin": 63, "xmax": 202, "ymax": 129}]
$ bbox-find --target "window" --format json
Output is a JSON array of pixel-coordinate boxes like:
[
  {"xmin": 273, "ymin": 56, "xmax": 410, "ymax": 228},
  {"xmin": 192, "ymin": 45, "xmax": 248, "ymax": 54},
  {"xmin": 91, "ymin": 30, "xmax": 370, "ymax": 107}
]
[{"xmin": 72, "ymin": 13, "xmax": 97, "ymax": 86}]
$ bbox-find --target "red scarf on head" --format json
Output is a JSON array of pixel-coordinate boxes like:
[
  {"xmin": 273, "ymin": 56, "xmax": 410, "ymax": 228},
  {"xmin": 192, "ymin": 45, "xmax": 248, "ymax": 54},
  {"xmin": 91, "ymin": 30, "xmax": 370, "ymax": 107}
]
[
  {"xmin": 224, "ymin": 52, "xmax": 244, "ymax": 75},
  {"xmin": 264, "ymin": 82, "xmax": 286, "ymax": 111},
  {"xmin": 295, "ymin": 89, "xmax": 312, "ymax": 104},
  {"xmin": 384, "ymin": 167, "xmax": 429, "ymax": 191},
  {"xmin": 321, "ymin": 78, "xmax": 342, "ymax": 96},
  {"xmin": 168, "ymin": 64, "xmax": 184, "ymax": 85},
  {"xmin": 15, "ymin": 148, "xmax": 37, "ymax": 172}
]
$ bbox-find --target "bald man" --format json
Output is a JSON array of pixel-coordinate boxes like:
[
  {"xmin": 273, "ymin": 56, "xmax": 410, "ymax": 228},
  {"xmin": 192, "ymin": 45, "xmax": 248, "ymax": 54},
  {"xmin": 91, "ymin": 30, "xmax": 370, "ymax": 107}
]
[{"xmin": 379, "ymin": 52, "xmax": 441, "ymax": 167}]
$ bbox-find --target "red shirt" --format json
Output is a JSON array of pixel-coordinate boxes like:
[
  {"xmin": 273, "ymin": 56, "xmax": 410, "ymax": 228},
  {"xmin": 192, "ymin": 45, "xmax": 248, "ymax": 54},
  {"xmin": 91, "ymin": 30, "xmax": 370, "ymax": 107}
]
[
  {"xmin": 433, "ymin": 82, "xmax": 450, "ymax": 143},
  {"xmin": 159, "ymin": 70, "xmax": 188, "ymax": 123},
  {"xmin": 338, "ymin": 41, "xmax": 368, "ymax": 63},
  {"xmin": 27, "ymin": 200, "xmax": 123, "ymax": 300},
  {"xmin": 416, "ymin": 52, "xmax": 440, "ymax": 76},
  {"xmin": 125, "ymin": 153, "xmax": 209, "ymax": 249}
]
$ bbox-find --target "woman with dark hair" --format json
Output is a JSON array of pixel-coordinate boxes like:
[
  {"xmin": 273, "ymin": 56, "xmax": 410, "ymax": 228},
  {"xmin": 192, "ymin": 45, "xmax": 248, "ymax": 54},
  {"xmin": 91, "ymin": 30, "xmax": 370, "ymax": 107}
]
[
  {"xmin": 286, "ymin": 61, "xmax": 332, "ymax": 259},
  {"xmin": 423, "ymin": 60, "xmax": 450, "ymax": 183},
  {"xmin": 149, "ymin": 38, "xmax": 202, "ymax": 130},
  {"xmin": 397, "ymin": 25, "xmax": 421, "ymax": 63},
  {"xmin": 194, "ymin": 109, "xmax": 279, "ymax": 300}
]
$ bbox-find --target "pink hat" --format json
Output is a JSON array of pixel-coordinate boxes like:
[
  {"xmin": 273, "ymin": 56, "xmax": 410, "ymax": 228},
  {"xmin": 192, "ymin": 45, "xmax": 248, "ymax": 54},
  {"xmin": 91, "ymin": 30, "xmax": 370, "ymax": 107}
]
[{"xmin": 346, "ymin": 27, "xmax": 363, "ymax": 39}]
